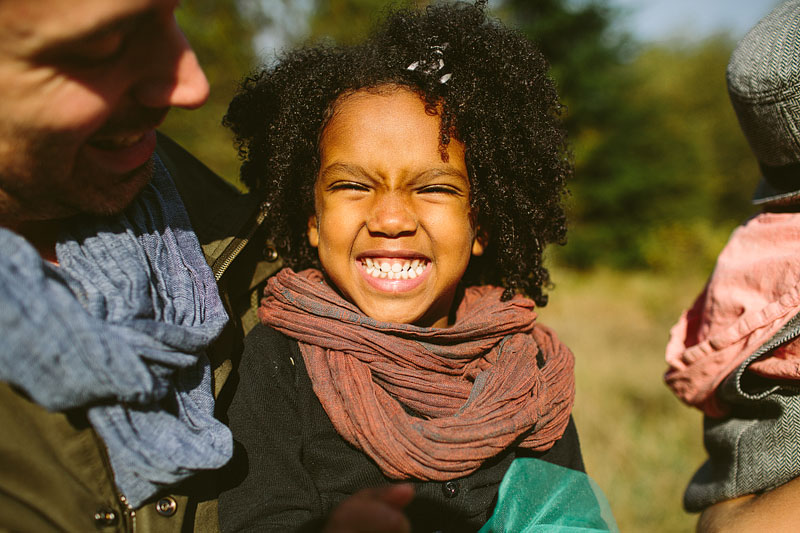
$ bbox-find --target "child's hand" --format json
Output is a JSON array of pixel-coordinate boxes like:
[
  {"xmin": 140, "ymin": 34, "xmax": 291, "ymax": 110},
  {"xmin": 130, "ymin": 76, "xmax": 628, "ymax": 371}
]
[{"xmin": 322, "ymin": 483, "xmax": 414, "ymax": 533}]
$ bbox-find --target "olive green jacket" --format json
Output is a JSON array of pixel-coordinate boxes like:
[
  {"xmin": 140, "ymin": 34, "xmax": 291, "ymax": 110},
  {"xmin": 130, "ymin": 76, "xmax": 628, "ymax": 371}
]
[{"xmin": 0, "ymin": 133, "xmax": 281, "ymax": 532}]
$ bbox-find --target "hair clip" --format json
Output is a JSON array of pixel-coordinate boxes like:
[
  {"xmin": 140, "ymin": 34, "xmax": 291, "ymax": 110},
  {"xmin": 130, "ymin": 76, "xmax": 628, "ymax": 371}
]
[{"xmin": 406, "ymin": 43, "xmax": 452, "ymax": 84}]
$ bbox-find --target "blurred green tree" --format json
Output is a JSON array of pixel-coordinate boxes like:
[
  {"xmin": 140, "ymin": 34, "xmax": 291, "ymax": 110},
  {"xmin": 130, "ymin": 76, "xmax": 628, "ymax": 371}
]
[
  {"xmin": 501, "ymin": 1, "xmax": 756, "ymax": 271},
  {"xmin": 307, "ymin": 0, "xmax": 429, "ymax": 43},
  {"xmin": 560, "ymin": 36, "xmax": 757, "ymax": 271},
  {"xmin": 160, "ymin": 0, "xmax": 268, "ymax": 186},
  {"xmin": 309, "ymin": 0, "xmax": 425, "ymax": 43}
]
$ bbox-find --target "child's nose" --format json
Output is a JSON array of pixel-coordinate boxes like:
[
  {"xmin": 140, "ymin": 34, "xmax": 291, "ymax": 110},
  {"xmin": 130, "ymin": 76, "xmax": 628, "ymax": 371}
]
[{"xmin": 366, "ymin": 193, "xmax": 417, "ymax": 237}]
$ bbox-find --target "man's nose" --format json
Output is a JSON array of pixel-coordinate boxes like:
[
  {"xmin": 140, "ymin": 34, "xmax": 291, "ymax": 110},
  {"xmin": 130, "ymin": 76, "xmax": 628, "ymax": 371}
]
[
  {"xmin": 366, "ymin": 192, "xmax": 418, "ymax": 237},
  {"xmin": 132, "ymin": 17, "xmax": 209, "ymax": 110}
]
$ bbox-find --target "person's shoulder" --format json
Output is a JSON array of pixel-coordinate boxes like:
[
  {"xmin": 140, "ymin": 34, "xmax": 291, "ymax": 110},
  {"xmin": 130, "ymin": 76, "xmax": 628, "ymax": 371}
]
[
  {"xmin": 154, "ymin": 132, "xmax": 260, "ymax": 249},
  {"xmin": 155, "ymin": 132, "xmax": 241, "ymax": 199}
]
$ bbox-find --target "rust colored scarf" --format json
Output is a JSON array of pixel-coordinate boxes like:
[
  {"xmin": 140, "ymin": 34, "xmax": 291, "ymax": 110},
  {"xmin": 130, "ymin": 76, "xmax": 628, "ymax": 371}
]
[{"xmin": 258, "ymin": 268, "xmax": 575, "ymax": 480}]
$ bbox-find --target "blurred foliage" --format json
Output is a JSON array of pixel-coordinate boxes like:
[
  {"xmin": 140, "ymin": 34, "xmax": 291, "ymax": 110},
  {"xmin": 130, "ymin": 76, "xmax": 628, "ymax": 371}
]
[
  {"xmin": 496, "ymin": 0, "xmax": 633, "ymax": 135},
  {"xmin": 310, "ymin": 0, "xmax": 428, "ymax": 44},
  {"xmin": 499, "ymin": 0, "xmax": 757, "ymax": 272},
  {"xmin": 159, "ymin": 0, "xmax": 268, "ymax": 186},
  {"xmin": 558, "ymin": 36, "xmax": 757, "ymax": 272},
  {"xmin": 165, "ymin": 0, "xmax": 759, "ymax": 269}
]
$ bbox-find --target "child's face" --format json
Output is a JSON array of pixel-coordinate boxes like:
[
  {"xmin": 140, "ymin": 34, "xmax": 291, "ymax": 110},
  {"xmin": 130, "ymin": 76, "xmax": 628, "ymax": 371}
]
[{"xmin": 308, "ymin": 88, "xmax": 484, "ymax": 328}]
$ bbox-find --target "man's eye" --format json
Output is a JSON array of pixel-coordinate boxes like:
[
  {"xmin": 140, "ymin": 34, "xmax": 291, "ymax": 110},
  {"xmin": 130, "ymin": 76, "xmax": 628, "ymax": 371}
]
[{"xmin": 64, "ymin": 33, "xmax": 126, "ymax": 66}]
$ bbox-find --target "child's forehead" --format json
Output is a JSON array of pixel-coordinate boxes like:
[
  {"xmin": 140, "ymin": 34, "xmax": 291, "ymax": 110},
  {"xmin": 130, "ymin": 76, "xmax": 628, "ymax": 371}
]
[
  {"xmin": 316, "ymin": 88, "xmax": 468, "ymax": 187},
  {"xmin": 330, "ymin": 86, "xmax": 431, "ymax": 115},
  {"xmin": 322, "ymin": 86, "xmax": 454, "ymax": 146},
  {"xmin": 325, "ymin": 89, "xmax": 429, "ymax": 136}
]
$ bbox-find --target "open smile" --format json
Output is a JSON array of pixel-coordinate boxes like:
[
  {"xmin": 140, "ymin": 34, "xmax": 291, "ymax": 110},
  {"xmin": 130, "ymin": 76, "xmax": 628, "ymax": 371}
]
[
  {"xmin": 84, "ymin": 129, "xmax": 159, "ymax": 175},
  {"xmin": 361, "ymin": 257, "xmax": 430, "ymax": 279},
  {"xmin": 357, "ymin": 254, "xmax": 431, "ymax": 292},
  {"xmin": 88, "ymin": 131, "xmax": 152, "ymax": 151},
  {"xmin": 82, "ymin": 108, "xmax": 170, "ymax": 173}
]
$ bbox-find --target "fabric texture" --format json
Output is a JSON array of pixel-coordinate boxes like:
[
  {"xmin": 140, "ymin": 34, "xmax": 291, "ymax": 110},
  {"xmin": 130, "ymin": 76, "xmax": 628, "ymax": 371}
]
[
  {"xmin": 218, "ymin": 323, "xmax": 585, "ymax": 533},
  {"xmin": 259, "ymin": 268, "xmax": 575, "ymax": 481},
  {"xmin": 683, "ymin": 311, "xmax": 800, "ymax": 511},
  {"xmin": 665, "ymin": 211, "xmax": 800, "ymax": 416},
  {"xmin": 0, "ymin": 156, "xmax": 231, "ymax": 508},
  {"xmin": 480, "ymin": 458, "xmax": 618, "ymax": 532}
]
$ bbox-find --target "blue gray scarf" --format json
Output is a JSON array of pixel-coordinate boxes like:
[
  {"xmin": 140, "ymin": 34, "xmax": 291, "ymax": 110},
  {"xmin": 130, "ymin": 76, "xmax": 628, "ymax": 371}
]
[{"xmin": 0, "ymin": 156, "xmax": 231, "ymax": 507}]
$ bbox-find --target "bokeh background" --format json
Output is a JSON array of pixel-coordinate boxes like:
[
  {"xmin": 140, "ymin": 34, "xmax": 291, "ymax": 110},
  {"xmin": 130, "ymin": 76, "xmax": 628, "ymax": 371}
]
[{"xmin": 161, "ymin": 0, "xmax": 782, "ymax": 530}]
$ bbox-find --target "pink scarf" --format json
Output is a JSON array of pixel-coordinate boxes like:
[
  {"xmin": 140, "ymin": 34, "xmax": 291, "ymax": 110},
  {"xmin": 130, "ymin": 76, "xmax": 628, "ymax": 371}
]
[
  {"xmin": 665, "ymin": 212, "xmax": 800, "ymax": 417},
  {"xmin": 259, "ymin": 268, "xmax": 575, "ymax": 480}
]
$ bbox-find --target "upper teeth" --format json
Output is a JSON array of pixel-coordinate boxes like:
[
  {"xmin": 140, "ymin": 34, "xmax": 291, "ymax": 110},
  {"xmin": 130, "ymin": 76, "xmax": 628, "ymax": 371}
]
[{"xmin": 362, "ymin": 258, "xmax": 427, "ymax": 279}]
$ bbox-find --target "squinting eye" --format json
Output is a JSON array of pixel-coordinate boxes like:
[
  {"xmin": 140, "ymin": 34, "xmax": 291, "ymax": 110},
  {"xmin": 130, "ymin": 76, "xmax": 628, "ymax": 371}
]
[
  {"xmin": 420, "ymin": 185, "xmax": 460, "ymax": 195},
  {"xmin": 54, "ymin": 13, "xmax": 145, "ymax": 69},
  {"xmin": 329, "ymin": 181, "xmax": 370, "ymax": 192}
]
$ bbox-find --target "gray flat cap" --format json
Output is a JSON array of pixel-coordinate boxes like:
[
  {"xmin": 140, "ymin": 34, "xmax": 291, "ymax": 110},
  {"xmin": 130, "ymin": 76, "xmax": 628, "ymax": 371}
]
[{"xmin": 727, "ymin": 0, "xmax": 800, "ymax": 205}]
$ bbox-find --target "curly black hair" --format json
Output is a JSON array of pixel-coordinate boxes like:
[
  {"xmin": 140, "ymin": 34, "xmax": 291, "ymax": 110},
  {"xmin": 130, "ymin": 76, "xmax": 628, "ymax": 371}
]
[{"xmin": 225, "ymin": 0, "xmax": 570, "ymax": 305}]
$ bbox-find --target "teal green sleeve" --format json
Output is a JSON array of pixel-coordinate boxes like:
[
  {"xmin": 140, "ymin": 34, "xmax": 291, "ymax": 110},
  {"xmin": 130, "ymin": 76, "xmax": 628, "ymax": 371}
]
[{"xmin": 480, "ymin": 458, "xmax": 619, "ymax": 533}]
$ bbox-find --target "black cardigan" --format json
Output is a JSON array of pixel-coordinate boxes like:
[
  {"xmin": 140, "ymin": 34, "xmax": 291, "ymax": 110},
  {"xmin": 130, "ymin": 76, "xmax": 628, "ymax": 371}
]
[{"xmin": 219, "ymin": 324, "xmax": 585, "ymax": 532}]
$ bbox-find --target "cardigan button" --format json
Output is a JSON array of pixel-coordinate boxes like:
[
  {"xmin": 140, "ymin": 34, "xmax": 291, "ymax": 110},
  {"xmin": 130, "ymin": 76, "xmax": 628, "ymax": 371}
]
[
  {"xmin": 93, "ymin": 507, "xmax": 118, "ymax": 526},
  {"xmin": 442, "ymin": 480, "xmax": 459, "ymax": 498},
  {"xmin": 155, "ymin": 496, "xmax": 178, "ymax": 517},
  {"xmin": 262, "ymin": 245, "xmax": 279, "ymax": 262}
]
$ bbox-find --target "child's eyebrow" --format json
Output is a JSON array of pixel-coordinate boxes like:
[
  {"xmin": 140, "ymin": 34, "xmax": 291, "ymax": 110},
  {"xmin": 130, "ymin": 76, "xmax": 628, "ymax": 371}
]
[
  {"xmin": 320, "ymin": 163, "xmax": 468, "ymax": 182},
  {"xmin": 318, "ymin": 162, "xmax": 372, "ymax": 181},
  {"xmin": 419, "ymin": 167, "xmax": 469, "ymax": 181}
]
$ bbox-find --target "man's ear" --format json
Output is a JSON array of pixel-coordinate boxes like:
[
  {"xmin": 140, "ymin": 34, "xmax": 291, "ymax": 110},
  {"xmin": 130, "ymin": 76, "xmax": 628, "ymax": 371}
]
[
  {"xmin": 307, "ymin": 215, "xmax": 319, "ymax": 248},
  {"xmin": 472, "ymin": 227, "xmax": 488, "ymax": 256}
]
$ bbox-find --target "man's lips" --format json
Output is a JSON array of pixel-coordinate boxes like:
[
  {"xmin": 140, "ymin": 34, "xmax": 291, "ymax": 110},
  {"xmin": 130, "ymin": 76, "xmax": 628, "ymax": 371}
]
[
  {"xmin": 87, "ymin": 131, "xmax": 151, "ymax": 151},
  {"xmin": 85, "ymin": 107, "xmax": 169, "ymax": 154},
  {"xmin": 83, "ymin": 129, "xmax": 158, "ymax": 174}
]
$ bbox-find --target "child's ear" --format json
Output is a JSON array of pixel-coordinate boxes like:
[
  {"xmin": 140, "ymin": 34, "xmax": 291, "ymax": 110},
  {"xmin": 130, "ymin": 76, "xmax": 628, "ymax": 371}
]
[
  {"xmin": 307, "ymin": 215, "xmax": 319, "ymax": 248},
  {"xmin": 472, "ymin": 227, "xmax": 488, "ymax": 256}
]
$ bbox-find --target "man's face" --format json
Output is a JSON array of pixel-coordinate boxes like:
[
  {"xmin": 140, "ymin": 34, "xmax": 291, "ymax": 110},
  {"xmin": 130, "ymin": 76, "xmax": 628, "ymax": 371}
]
[{"xmin": 0, "ymin": 0, "xmax": 208, "ymax": 226}]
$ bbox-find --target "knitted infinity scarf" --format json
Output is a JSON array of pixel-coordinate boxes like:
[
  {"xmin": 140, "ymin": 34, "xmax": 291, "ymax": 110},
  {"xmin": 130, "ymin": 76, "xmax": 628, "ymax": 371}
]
[
  {"xmin": 260, "ymin": 268, "xmax": 575, "ymax": 480},
  {"xmin": 0, "ymin": 156, "xmax": 231, "ymax": 507}
]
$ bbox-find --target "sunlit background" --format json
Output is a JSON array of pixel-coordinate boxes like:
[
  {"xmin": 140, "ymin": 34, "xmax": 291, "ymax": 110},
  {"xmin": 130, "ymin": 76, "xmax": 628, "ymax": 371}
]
[{"xmin": 162, "ymin": 1, "xmax": 782, "ymax": 530}]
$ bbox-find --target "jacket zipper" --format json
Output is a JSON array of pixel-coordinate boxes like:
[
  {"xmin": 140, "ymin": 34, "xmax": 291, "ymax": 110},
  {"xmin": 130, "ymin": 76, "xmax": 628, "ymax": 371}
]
[{"xmin": 211, "ymin": 202, "xmax": 269, "ymax": 282}]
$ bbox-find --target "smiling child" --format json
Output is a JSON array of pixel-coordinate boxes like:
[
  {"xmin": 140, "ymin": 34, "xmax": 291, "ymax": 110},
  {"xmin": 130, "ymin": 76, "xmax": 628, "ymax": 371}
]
[{"xmin": 218, "ymin": 2, "xmax": 615, "ymax": 532}]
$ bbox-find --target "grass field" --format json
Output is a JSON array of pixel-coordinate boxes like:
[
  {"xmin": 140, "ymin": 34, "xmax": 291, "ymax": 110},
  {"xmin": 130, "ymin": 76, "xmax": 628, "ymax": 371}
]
[{"xmin": 536, "ymin": 267, "xmax": 709, "ymax": 532}]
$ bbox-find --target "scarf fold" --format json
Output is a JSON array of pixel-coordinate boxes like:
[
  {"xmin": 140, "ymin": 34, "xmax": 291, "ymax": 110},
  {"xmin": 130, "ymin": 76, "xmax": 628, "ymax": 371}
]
[
  {"xmin": 260, "ymin": 268, "xmax": 574, "ymax": 480},
  {"xmin": 665, "ymin": 211, "xmax": 800, "ymax": 417},
  {"xmin": 0, "ymin": 155, "xmax": 231, "ymax": 507}
]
